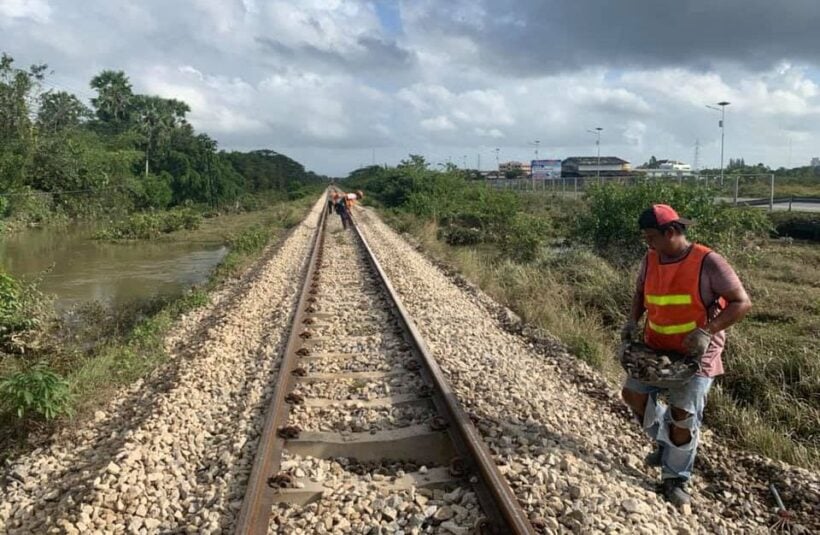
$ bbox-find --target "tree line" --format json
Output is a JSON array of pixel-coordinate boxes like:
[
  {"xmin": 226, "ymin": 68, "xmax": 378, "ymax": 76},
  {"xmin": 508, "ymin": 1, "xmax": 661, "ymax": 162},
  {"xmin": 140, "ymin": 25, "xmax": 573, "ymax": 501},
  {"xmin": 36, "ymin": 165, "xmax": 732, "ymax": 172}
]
[{"xmin": 0, "ymin": 52, "xmax": 324, "ymax": 223}]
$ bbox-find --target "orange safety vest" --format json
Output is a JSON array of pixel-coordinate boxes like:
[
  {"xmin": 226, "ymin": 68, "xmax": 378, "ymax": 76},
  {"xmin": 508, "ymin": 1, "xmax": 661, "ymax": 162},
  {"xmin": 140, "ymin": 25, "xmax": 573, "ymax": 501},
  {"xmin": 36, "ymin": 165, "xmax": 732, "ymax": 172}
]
[{"xmin": 643, "ymin": 243, "xmax": 725, "ymax": 353}]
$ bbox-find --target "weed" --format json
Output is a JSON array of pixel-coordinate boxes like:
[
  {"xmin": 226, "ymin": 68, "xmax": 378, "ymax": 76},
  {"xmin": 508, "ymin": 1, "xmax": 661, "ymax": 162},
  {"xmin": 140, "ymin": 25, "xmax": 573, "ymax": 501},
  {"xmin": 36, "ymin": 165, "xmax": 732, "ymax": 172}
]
[{"xmin": 0, "ymin": 363, "xmax": 72, "ymax": 419}]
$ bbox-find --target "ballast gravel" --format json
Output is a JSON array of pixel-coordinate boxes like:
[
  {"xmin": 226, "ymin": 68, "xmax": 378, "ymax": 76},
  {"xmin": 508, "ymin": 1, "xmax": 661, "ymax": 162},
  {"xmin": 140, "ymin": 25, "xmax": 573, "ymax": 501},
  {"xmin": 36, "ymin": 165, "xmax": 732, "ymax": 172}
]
[
  {"xmin": 0, "ymin": 197, "xmax": 326, "ymax": 534},
  {"xmin": 272, "ymin": 210, "xmax": 477, "ymax": 534},
  {"xmin": 355, "ymin": 206, "xmax": 820, "ymax": 535}
]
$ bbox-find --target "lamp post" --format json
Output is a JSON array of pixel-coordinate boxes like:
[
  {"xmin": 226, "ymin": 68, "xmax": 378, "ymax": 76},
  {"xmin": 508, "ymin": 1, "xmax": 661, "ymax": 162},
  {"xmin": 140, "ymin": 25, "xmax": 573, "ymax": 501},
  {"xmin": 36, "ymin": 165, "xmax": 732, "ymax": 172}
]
[
  {"xmin": 706, "ymin": 101, "xmax": 730, "ymax": 186},
  {"xmin": 529, "ymin": 140, "xmax": 540, "ymax": 190},
  {"xmin": 588, "ymin": 127, "xmax": 603, "ymax": 184}
]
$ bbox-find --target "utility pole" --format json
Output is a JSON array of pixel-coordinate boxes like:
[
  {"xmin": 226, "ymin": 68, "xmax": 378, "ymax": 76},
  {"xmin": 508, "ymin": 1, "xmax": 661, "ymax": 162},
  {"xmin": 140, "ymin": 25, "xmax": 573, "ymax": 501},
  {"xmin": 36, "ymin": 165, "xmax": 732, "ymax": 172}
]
[
  {"xmin": 495, "ymin": 147, "xmax": 500, "ymax": 170},
  {"xmin": 693, "ymin": 139, "xmax": 701, "ymax": 178},
  {"xmin": 588, "ymin": 128, "xmax": 603, "ymax": 184},
  {"xmin": 477, "ymin": 153, "xmax": 481, "ymax": 171},
  {"xmin": 707, "ymin": 101, "xmax": 730, "ymax": 185},
  {"xmin": 372, "ymin": 148, "xmax": 375, "ymax": 166}
]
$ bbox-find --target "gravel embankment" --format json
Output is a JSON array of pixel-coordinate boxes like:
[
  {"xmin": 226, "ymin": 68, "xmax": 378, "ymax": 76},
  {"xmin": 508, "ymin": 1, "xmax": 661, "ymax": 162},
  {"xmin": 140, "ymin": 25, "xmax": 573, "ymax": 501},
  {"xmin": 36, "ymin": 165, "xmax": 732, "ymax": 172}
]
[
  {"xmin": 0, "ymin": 197, "xmax": 325, "ymax": 534},
  {"xmin": 355, "ymin": 206, "xmax": 819, "ymax": 535}
]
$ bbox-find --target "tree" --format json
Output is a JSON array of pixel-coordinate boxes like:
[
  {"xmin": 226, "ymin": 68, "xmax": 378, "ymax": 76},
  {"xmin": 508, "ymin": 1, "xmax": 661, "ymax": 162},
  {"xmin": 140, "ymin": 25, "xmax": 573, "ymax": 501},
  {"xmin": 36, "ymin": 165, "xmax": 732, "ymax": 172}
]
[
  {"xmin": 640, "ymin": 155, "xmax": 659, "ymax": 169},
  {"xmin": 132, "ymin": 95, "xmax": 190, "ymax": 176},
  {"xmin": 0, "ymin": 53, "xmax": 47, "ymax": 190},
  {"xmin": 398, "ymin": 154, "xmax": 428, "ymax": 170},
  {"xmin": 504, "ymin": 167, "xmax": 524, "ymax": 180},
  {"xmin": 90, "ymin": 70, "xmax": 133, "ymax": 129},
  {"xmin": 36, "ymin": 91, "xmax": 91, "ymax": 133}
]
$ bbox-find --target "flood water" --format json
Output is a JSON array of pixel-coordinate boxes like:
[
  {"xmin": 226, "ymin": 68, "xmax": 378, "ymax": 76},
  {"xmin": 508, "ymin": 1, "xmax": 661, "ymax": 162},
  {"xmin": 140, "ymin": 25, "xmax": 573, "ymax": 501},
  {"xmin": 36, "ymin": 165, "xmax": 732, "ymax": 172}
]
[{"xmin": 0, "ymin": 225, "xmax": 228, "ymax": 311}]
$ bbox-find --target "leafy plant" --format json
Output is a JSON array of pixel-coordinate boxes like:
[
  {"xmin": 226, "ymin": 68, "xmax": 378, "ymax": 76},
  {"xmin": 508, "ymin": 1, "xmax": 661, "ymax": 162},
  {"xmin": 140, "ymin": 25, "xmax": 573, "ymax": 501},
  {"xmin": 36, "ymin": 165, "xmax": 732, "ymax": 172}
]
[
  {"xmin": 577, "ymin": 181, "xmax": 772, "ymax": 260},
  {"xmin": 0, "ymin": 363, "xmax": 72, "ymax": 419}
]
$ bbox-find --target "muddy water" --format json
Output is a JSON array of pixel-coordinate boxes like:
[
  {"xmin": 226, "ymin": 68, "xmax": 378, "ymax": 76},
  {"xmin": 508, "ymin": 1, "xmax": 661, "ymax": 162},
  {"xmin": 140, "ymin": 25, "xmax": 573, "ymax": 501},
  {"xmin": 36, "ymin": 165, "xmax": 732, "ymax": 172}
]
[{"xmin": 0, "ymin": 225, "xmax": 227, "ymax": 310}]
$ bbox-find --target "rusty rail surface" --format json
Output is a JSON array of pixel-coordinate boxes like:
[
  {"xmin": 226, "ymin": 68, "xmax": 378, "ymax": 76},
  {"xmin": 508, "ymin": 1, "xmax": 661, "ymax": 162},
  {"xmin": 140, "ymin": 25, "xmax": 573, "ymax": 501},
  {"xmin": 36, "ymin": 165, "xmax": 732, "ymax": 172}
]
[
  {"xmin": 236, "ymin": 190, "xmax": 534, "ymax": 534},
  {"xmin": 235, "ymin": 196, "xmax": 329, "ymax": 535},
  {"xmin": 350, "ymin": 212, "xmax": 534, "ymax": 535}
]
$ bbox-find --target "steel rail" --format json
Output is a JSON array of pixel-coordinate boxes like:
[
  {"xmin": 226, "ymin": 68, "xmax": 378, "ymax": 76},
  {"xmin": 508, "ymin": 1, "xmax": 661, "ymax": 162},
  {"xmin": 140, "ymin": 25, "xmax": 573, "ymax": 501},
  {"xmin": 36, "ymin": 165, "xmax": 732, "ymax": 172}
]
[
  {"xmin": 235, "ymin": 196, "xmax": 329, "ymax": 535},
  {"xmin": 350, "ymin": 210, "xmax": 535, "ymax": 535}
]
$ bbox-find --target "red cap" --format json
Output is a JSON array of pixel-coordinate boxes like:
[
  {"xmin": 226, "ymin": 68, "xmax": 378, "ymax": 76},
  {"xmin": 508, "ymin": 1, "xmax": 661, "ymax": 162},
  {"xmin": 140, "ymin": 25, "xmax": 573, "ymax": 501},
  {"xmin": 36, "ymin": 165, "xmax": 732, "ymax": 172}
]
[
  {"xmin": 655, "ymin": 204, "xmax": 692, "ymax": 226},
  {"xmin": 639, "ymin": 204, "xmax": 693, "ymax": 230}
]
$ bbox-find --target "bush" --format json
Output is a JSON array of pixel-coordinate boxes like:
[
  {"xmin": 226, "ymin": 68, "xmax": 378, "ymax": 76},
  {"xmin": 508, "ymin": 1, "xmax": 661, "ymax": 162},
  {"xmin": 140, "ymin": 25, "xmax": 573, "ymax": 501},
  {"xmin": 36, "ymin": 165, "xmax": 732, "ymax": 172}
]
[
  {"xmin": 95, "ymin": 207, "xmax": 201, "ymax": 240},
  {"xmin": 0, "ymin": 363, "xmax": 72, "ymax": 419},
  {"xmin": 227, "ymin": 225, "xmax": 269, "ymax": 254},
  {"xmin": 440, "ymin": 225, "xmax": 484, "ymax": 246},
  {"xmin": 499, "ymin": 212, "xmax": 550, "ymax": 262},
  {"xmin": 578, "ymin": 181, "xmax": 771, "ymax": 260},
  {"xmin": 0, "ymin": 271, "xmax": 49, "ymax": 353}
]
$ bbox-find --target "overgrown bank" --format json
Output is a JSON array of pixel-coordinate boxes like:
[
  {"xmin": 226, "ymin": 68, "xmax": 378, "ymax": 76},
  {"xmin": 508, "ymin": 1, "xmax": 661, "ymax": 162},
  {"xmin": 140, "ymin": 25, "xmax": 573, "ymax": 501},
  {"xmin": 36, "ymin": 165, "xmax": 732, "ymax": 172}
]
[
  {"xmin": 0, "ymin": 195, "xmax": 316, "ymax": 460},
  {"xmin": 348, "ymin": 158, "xmax": 819, "ymax": 469}
]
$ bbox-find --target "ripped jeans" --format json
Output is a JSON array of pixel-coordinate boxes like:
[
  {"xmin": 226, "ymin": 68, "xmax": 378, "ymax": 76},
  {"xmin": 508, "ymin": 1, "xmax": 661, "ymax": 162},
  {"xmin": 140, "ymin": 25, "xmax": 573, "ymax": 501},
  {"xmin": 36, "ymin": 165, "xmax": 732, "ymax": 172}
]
[{"xmin": 623, "ymin": 375, "xmax": 713, "ymax": 481}]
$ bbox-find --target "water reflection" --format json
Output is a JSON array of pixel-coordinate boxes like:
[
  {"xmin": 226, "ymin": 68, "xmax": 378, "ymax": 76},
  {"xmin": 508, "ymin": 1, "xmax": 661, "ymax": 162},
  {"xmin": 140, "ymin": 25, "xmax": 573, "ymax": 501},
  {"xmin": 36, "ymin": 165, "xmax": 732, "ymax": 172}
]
[{"xmin": 0, "ymin": 225, "xmax": 227, "ymax": 310}]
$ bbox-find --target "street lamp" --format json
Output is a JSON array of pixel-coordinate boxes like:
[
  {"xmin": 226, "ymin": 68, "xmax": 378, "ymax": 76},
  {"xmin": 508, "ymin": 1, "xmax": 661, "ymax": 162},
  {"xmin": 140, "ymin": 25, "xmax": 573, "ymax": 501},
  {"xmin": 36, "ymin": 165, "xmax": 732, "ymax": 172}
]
[
  {"xmin": 706, "ymin": 101, "xmax": 730, "ymax": 186},
  {"xmin": 587, "ymin": 127, "xmax": 603, "ymax": 183},
  {"xmin": 529, "ymin": 140, "xmax": 540, "ymax": 190}
]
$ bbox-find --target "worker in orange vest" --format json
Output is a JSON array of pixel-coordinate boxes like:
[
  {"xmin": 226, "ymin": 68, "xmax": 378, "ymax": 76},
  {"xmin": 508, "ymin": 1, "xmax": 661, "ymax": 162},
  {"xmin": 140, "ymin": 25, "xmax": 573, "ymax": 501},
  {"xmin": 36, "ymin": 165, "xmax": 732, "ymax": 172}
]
[
  {"xmin": 336, "ymin": 190, "xmax": 363, "ymax": 229},
  {"xmin": 328, "ymin": 191, "xmax": 339, "ymax": 214},
  {"xmin": 620, "ymin": 204, "xmax": 751, "ymax": 508}
]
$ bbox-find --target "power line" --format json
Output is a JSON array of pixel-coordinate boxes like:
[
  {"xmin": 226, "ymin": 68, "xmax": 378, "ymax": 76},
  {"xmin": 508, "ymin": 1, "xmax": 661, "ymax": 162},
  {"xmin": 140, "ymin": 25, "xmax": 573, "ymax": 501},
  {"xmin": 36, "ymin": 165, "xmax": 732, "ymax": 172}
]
[{"xmin": 0, "ymin": 185, "xmax": 129, "ymax": 198}]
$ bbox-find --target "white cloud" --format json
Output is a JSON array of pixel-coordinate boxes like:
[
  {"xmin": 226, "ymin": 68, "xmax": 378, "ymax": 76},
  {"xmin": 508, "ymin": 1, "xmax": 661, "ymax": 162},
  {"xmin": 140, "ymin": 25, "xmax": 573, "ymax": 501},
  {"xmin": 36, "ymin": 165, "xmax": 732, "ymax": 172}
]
[
  {"xmin": 0, "ymin": 0, "xmax": 51, "ymax": 23},
  {"xmin": 3, "ymin": 0, "xmax": 820, "ymax": 174},
  {"xmin": 421, "ymin": 115, "xmax": 455, "ymax": 131}
]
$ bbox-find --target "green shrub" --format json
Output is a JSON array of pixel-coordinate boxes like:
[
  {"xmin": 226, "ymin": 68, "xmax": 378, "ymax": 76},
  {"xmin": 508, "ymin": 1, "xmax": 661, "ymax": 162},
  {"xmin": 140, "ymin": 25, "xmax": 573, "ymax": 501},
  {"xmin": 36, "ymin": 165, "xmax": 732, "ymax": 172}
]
[
  {"xmin": 578, "ymin": 181, "xmax": 771, "ymax": 260},
  {"xmin": 499, "ymin": 212, "xmax": 550, "ymax": 262},
  {"xmin": 440, "ymin": 225, "xmax": 484, "ymax": 246},
  {"xmin": 227, "ymin": 225, "xmax": 269, "ymax": 254},
  {"xmin": 0, "ymin": 271, "xmax": 48, "ymax": 353},
  {"xmin": 95, "ymin": 207, "xmax": 201, "ymax": 240},
  {"xmin": 0, "ymin": 363, "xmax": 72, "ymax": 419}
]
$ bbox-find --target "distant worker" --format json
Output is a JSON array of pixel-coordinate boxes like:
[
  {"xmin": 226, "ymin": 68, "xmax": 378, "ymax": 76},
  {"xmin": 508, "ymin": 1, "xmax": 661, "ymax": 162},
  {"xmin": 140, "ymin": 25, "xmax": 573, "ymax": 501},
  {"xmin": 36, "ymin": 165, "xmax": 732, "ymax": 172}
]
[
  {"xmin": 335, "ymin": 192, "xmax": 352, "ymax": 229},
  {"xmin": 328, "ymin": 191, "xmax": 339, "ymax": 215},
  {"xmin": 345, "ymin": 190, "xmax": 364, "ymax": 208},
  {"xmin": 620, "ymin": 204, "xmax": 751, "ymax": 508}
]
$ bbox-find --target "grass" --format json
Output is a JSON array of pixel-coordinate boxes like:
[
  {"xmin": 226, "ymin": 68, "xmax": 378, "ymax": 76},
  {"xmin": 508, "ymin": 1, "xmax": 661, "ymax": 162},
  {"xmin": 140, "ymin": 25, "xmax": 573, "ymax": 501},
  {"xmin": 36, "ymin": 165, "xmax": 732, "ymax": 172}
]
[
  {"xmin": 382, "ymin": 203, "xmax": 820, "ymax": 469},
  {"xmin": 0, "ymin": 195, "xmax": 315, "ymax": 461}
]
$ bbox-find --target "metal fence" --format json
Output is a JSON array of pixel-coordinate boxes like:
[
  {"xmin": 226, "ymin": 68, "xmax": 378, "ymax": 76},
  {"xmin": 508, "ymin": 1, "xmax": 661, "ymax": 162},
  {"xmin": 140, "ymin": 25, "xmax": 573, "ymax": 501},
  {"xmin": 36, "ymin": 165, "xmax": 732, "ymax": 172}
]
[{"xmin": 482, "ymin": 174, "xmax": 820, "ymax": 212}]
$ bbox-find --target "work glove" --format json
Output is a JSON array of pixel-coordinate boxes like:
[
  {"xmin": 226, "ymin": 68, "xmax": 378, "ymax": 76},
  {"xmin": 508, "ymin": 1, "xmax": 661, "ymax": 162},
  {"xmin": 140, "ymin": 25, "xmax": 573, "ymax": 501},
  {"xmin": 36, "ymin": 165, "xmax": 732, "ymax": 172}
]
[
  {"xmin": 683, "ymin": 328, "xmax": 711, "ymax": 357},
  {"xmin": 620, "ymin": 320, "xmax": 637, "ymax": 342}
]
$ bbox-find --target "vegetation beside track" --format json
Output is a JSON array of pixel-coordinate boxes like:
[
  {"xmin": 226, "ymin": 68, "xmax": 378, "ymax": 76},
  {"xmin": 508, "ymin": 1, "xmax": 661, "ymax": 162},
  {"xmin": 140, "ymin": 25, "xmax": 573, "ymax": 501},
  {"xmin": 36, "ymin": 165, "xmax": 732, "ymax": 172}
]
[
  {"xmin": 348, "ymin": 158, "xmax": 820, "ymax": 469},
  {"xmin": 0, "ymin": 52, "xmax": 324, "ymax": 236},
  {"xmin": 0, "ymin": 194, "xmax": 316, "ymax": 462}
]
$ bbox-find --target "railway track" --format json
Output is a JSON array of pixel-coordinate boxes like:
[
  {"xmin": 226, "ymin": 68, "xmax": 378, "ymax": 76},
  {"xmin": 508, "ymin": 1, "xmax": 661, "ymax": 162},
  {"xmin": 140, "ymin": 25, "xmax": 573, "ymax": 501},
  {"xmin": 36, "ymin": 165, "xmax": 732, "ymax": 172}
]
[{"xmin": 236, "ymin": 193, "xmax": 534, "ymax": 534}]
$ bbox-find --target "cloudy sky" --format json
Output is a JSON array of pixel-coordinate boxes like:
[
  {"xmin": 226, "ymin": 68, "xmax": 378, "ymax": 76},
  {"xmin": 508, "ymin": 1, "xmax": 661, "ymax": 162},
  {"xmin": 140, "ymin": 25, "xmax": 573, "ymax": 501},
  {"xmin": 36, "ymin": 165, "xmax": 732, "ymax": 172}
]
[{"xmin": 3, "ymin": 0, "xmax": 820, "ymax": 176}]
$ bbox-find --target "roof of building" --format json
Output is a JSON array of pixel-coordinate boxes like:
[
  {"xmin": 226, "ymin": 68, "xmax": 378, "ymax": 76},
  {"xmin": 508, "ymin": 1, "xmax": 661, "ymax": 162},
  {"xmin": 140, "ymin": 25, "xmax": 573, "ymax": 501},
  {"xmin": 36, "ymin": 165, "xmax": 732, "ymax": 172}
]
[{"xmin": 562, "ymin": 156, "xmax": 629, "ymax": 165}]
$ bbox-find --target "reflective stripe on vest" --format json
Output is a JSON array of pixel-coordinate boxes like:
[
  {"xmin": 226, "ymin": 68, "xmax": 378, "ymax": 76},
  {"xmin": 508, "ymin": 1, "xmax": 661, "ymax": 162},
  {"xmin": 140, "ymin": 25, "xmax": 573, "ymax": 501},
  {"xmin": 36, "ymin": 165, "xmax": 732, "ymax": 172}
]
[
  {"xmin": 643, "ymin": 244, "xmax": 713, "ymax": 353},
  {"xmin": 645, "ymin": 294, "xmax": 692, "ymax": 306},
  {"xmin": 648, "ymin": 320, "xmax": 697, "ymax": 335}
]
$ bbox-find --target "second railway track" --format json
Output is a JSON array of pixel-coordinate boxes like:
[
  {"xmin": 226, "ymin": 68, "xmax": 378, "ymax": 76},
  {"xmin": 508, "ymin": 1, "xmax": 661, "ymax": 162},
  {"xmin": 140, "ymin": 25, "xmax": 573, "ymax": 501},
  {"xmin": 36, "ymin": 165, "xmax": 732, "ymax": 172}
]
[{"xmin": 236, "ymin": 193, "xmax": 534, "ymax": 534}]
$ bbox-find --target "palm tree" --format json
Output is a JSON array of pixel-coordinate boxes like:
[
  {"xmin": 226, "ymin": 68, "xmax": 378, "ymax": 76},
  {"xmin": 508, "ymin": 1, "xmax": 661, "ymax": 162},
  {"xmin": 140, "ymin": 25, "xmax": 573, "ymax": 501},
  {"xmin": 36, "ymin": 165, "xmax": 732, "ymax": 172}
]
[{"xmin": 90, "ymin": 70, "xmax": 133, "ymax": 127}]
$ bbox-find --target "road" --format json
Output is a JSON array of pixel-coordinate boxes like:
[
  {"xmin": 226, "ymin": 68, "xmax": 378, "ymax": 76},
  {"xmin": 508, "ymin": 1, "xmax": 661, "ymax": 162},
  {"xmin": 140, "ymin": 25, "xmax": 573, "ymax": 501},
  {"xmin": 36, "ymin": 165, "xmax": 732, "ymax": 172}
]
[{"xmin": 720, "ymin": 197, "xmax": 820, "ymax": 212}]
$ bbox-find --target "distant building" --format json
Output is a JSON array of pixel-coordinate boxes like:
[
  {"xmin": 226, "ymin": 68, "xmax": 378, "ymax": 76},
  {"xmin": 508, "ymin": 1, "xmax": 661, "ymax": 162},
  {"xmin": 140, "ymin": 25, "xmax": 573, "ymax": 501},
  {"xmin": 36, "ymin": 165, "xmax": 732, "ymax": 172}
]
[
  {"xmin": 561, "ymin": 156, "xmax": 631, "ymax": 178},
  {"xmin": 811, "ymin": 157, "xmax": 820, "ymax": 168},
  {"xmin": 644, "ymin": 160, "xmax": 694, "ymax": 178},
  {"xmin": 499, "ymin": 161, "xmax": 532, "ymax": 176}
]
